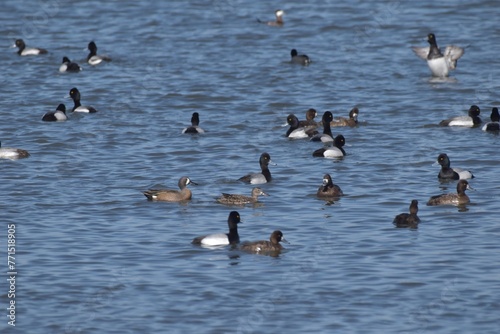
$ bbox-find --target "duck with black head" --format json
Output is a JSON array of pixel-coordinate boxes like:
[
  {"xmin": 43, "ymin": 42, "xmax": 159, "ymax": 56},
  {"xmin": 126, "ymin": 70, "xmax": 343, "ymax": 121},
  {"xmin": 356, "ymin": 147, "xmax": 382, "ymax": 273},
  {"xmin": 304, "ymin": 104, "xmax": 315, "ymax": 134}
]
[
  {"xmin": 192, "ymin": 211, "xmax": 242, "ymax": 246},
  {"xmin": 482, "ymin": 107, "xmax": 500, "ymax": 132},
  {"xmin": 12, "ymin": 39, "xmax": 47, "ymax": 56},
  {"xmin": 393, "ymin": 200, "xmax": 420, "ymax": 228}
]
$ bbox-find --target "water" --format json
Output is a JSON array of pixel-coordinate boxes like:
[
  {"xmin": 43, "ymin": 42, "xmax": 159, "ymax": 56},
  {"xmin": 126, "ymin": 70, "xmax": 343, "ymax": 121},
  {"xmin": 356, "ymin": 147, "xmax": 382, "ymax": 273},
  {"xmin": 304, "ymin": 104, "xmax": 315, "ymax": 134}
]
[{"xmin": 1, "ymin": 0, "xmax": 499, "ymax": 333}]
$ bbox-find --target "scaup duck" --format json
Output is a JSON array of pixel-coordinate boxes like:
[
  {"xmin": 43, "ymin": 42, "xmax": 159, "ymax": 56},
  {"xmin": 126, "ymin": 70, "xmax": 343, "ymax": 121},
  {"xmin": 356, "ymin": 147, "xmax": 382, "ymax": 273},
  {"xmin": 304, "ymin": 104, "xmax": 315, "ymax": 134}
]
[
  {"xmin": 411, "ymin": 33, "xmax": 464, "ymax": 77},
  {"xmin": 217, "ymin": 187, "xmax": 268, "ymax": 205},
  {"xmin": 331, "ymin": 107, "xmax": 359, "ymax": 127},
  {"xmin": 87, "ymin": 41, "xmax": 112, "ymax": 65},
  {"xmin": 290, "ymin": 49, "xmax": 310, "ymax": 65},
  {"xmin": 439, "ymin": 105, "xmax": 481, "ymax": 127},
  {"xmin": 435, "ymin": 153, "xmax": 474, "ymax": 180},
  {"xmin": 0, "ymin": 142, "xmax": 30, "ymax": 160},
  {"xmin": 12, "ymin": 39, "xmax": 47, "ymax": 56},
  {"xmin": 310, "ymin": 111, "xmax": 334, "ymax": 142},
  {"xmin": 393, "ymin": 200, "xmax": 420, "ymax": 228},
  {"xmin": 240, "ymin": 230, "xmax": 288, "ymax": 254},
  {"xmin": 482, "ymin": 107, "xmax": 500, "ymax": 132},
  {"xmin": 286, "ymin": 114, "xmax": 317, "ymax": 139},
  {"xmin": 59, "ymin": 57, "xmax": 82, "ymax": 73},
  {"xmin": 192, "ymin": 211, "xmax": 241, "ymax": 246},
  {"xmin": 257, "ymin": 9, "xmax": 284, "ymax": 26},
  {"xmin": 312, "ymin": 135, "xmax": 346, "ymax": 158},
  {"xmin": 143, "ymin": 176, "xmax": 197, "ymax": 202},
  {"xmin": 42, "ymin": 104, "xmax": 68, "ymax": 122},
  {"xmin": 238, "ymin": 152, "xmax": 273, "ymax": 184},
  {"xmin": 427, "ymin": 180, "xmax": 472, "ymax": 206},
  {"xmin": 298, "ymin": 108, "xmax": 318, "ymax": 127},
  {"xmin": 182, "ymin": 112, "xmax": 205, "ymax": 134},
  {"xmin": 68, "ymin": 87, "xmax": 98, "ymax": 113},
  {"xmin": 317, "ymin": 173, "xmax": 343, "ymax": 198}
]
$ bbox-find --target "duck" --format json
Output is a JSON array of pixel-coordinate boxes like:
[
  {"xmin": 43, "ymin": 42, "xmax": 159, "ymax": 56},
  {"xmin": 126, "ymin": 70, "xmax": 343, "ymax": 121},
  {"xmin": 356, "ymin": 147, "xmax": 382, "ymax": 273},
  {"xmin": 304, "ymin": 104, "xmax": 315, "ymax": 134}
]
[
  {"xmin": 238, "ymin": 152, "xmax": 273, "ymax": 184},
  {"xmin": 191, "ymin": 211, "xmax": 241, "ymax": 246},
  {"xmin": 182, "ymin": 112, "xmax": 205, "ymax": 134},
  {"xmin": 298, "ymin": 108, "xmax": 318, "ymax": 127},
  {"xmin": 257, "ymin": 9, "xmax": 284, "ymax": 26},
  {"xmin": 42, "ymin": 104, "xmax": 68, "ymax": 122},
  {"xmin": 12, "ymin": 39, "xmax": 47, "ymax": 56},
  {"xmin": 439, "ymin": 105, "xmax": 481, "ymax": 127},
  {"xmin": 310, "ymin": 111, "xmax": 334, "ymax": 142},
  {"xmin": 59, "ymin": 57, "xmax": 82, "ymax": 73},
  {"xmin": 217, "ymin": 187, "xmax": 268, "ymax": 205},
  {"xmin": 435, "ymin": 153, "xmax": 474, "ymax": 180},
  {"xmin": 240, "ymin": 230, "xmax": 288, "ymax": 254},
  {"xmin": 0, "ymin": 141, "xmax": 30, "ymax": 160},
  {"xmin": 143, "ymin": 176, "xmax": 197, "ymax": 202},
  {"xmin": 290, "ymin": 49, "xmax": 310, "ymax": 65},
  {"xmin": 67, "ymin": 87, "xmax": 98, "ymax": 113},
  {"xmin": 312, "ymin": 135, "xmax": 346, "ymax": 158},
  {"xmin": 427, "ymin": 180, "xmax": 472, "ymax": 206},
  {"xmin": 393, "ymin": 200, "xmax": 420, "ymax": 228},
  {"xmin": 285, "ymin": 114, "xmax": 317, "ymax": 139},
  {"xmin": 482, "ymin": 107, "xmax": 500, "ymax": 132},
  {"xmin": 316, "ymin": 174, "xmax": 343, "ymax": 198},
  {"xmin": 331, "ymin": 107, "xmax": 359, "ymax": 127},
  {"xmin": 87, "ymin": 41, "xmax": 112, "ymax": 65},
  {"xmin": 411, "ymin": 33, "xmax": 464, "ymax": 77}
]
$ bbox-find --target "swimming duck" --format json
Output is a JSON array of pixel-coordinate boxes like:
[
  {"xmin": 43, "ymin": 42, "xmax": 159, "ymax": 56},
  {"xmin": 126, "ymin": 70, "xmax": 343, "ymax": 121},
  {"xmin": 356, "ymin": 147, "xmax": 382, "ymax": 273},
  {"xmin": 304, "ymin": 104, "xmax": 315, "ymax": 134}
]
[
  {"xmin": 482, "ymin": 107, "xmax": 500, "ymax": 132},
  {"xmin": 217, "ymin": 187, "xmax": 268, "ymax": 205},
  {"xmin": 393, "ymin": 200, "xmax": 420, "ymax": 228},
  {"xmin": 238, "ymin": 153, "xmax": 273, "ymax": 184},
  {"xmin": 182, "ymin": 112, "xmax": 205, "ymax": 134},
  {"xmin": 290, "ymin": 49, "xmax": 310, "ymax": 65},
  {"xmin": 331, "ymin": 107, "xmax": 359, "ymax": 127},
  {"xmin": 257, "ymin": 9, "xmax": 284, "ymax": 26},
  {"xmin": 192, "ymin": 211, "xmax": 241, "ymax": 246},
  {"xmin": 316, "ymin": 174, "xmax": 343, "ymax": 198},
  {"xmin": 143, "ymin": 176, "xmax": 197, "ymax": 202},
  {"xmin": 435, "ymin": 153, "xmax": 474, "ymax": 180},
  {"xmin": 12, "ymin": 39, "xmax": 47, "ymax": 56},
  {"xmin": 298, "ymin": 108, "xmax": 318, "ymax": 127},
  {"xmin": 42, "ymin": 104, "xmax": 68, "ymax": 122},
  {"xmin": 411, "ymin": 33, "xmax": 464, "ymax": 77},
  {"xmin": 439, "ymin": 105, "xmax": 481, "ymax": 127},
  {"xmin": 59, "ymin": 57, "xmax": 82, "ymax": 73},
  {"xmin": 312, "ymin": 135, "xmax": 346, "ymax": 158},
  {"xmin": 68, "ymin": 87, "xmax": 98, "ymax": 113},
  {"xmin": 285, "ymin": 114, "xmax": 317, "ymax": 139},
  {"xmin": 87, "ymin": 41, "xmax": 112, "ymax": 65},
  {"xmin": 240, "ymin": 230, "xmax": 288, "ymax": 254},
  {"xmin": 427, "ymin": 180, "xmax": 472, "ymax": 206},
  {"xmin": 310, "ymin": 111, "xmax": 334, "ymax": 142},
  {"xmin": 0, "ymin": 141, "xmax": 30, "ymax": 160}
]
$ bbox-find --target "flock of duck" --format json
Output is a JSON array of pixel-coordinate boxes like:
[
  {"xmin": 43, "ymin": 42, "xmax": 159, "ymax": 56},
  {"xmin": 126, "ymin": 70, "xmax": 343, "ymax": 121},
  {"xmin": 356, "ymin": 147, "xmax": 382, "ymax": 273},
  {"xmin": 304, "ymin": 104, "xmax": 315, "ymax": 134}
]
[{"xmin": 3, "ymin": 10, "xmax": 499, "ymax": 256}]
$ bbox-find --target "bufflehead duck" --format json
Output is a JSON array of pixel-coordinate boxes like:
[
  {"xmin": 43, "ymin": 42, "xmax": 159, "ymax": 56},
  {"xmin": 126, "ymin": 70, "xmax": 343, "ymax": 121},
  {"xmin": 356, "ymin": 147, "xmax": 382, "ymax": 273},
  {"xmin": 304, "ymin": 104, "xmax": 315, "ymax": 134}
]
[
  {"xmin": 331, "ymin": 107, "xmax": 359, "ymax": 127},
  {"xmin": 59, "ymin": 57, "xmax": 82, "ymax": 73},
  {"xmin": 0, "ymin": 142, "xmax": 30, "ymax": 160},
  {"xmin": 143, "ymin": 176, "xmax": 197, "ymax": 202},
  {"xmin": 435, "ymin": 153, "xmax": 474, "ymax": 180},
  {"xmin": 290, "ymin": 49, "xmax": 311, "ymax": 65},
  {"xmin": 257, "ymin": 9, "xmax": 284, "ymax": 26},
  {"xmin": 439, "ymin": 105, "xmax": 481, "ymax": 127},
  {"xmin": 393, "ymin": 200, "xmax": 420, "ymax": 228},
  {"xmin": 240, "ymin": 230, "xmax": 288, "ymax": 255},
  {"xmin": 182, "ymin": 112, "xmax": 205, "ymax": 134},
  {"xmin": 12, "ymin": 39, "xmax": 47, "ymax": 56},
  {"xmin": 310, "ymin": 111, "xmax": 334, "ymax": 142},
  {"xmin": 316, "ymin": 173, "xmax": 343, "ymax": 198},
  {"xmin": 68, "ymin": 87, "xmax": 98, "ymax": 113},
  {"xmin": 217, "ymin": 187, "xmax": 268, "ymax": 206},
  {"xmin": 411, "ymin": 33, "xmax": 464, "ymax": 77},
  {"xmin": 42, "ymin": 104, "xmax": 68, "ymax": 122},
  {"xmin": 312, "ymin": 135, "xmax": 346, "ymax": 158},
  {"xmin": 87, "ymin": 41, "xmax": 112, "ymax": 65},
  {"xmin": 482, "ymin": 107, "xmax": 500, "ymax": 132},
  {"xmin": 238, "ymin": 152, "xmax": 274, "ymax": 184},
  {"xmin": 191, "ymin": 211, "xmax": 241, "ymax": 246},
  {"xmin": 427, "ymin": 179, "xmax": 472, "ymax": 206}
]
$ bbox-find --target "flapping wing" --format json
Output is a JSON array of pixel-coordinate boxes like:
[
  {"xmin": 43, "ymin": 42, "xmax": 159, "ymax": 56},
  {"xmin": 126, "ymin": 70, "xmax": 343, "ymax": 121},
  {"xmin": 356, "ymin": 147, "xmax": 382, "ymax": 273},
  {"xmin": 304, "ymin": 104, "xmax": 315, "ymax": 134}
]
[
  {"xmin": 411, "ymin": 46, "xmax": 429, "ymax": 60},
  {"xmin": 444, "ymin": 45, "xmax": 464, "ymax": 69}
]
